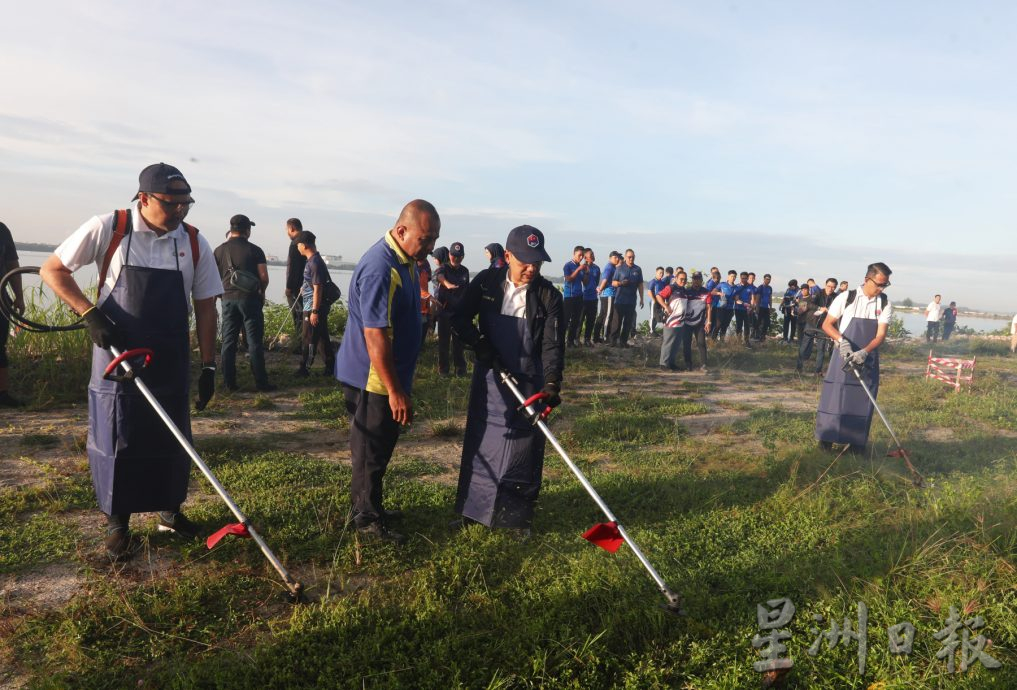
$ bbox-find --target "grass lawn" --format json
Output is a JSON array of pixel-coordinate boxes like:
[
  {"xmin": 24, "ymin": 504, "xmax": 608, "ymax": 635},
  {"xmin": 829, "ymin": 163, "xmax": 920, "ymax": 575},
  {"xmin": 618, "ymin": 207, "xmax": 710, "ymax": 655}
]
[{"xmin": 2, "ymin": 332, "xmax": 1016, "ymax": 689}]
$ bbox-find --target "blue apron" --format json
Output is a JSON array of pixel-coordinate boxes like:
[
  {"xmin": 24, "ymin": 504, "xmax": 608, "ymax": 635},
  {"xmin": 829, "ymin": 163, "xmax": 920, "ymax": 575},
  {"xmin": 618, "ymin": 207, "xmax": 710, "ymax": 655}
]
[
  {"xmin": 87, "ymin": 220, "xmax": 192, "ymax": 515},
  {"xmin": 815, "ymin": 315, "xmax": 879, "ymax": 446},
  {"xmin": 455, "ymin": 310, "xmax": 546, "ymax": 528}
]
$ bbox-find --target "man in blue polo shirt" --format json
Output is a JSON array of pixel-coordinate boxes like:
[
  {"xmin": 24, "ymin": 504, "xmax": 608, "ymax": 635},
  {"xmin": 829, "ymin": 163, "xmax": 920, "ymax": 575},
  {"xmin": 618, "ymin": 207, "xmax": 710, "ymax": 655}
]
[
  {"xmin": 562, "ymin": 245, "xmax": 588, "ymax": 347},
  {"xmin": 594, "ymin": 251, "xmax": 620, "ymax": 343},
  {"xmin": 578, "ymin": 247, "xmax": 600, "ymax": 346},
  {"xmin": 733, "ymin": 271, "xmax": 755, "ymax": 348},
  {"xmin": 647, "ymin": 266, "xmax": 666, "ymax": 335},
  {"xmin": 712, "ymin": 270, "xmax": 737, "ymax": 341},
  {"xmin": 335, "ymin": 199, "xmax": 441, "ymax": 544},
  {"xmin": 754, "ymin": 273, "xmax": 774, "ymax": 341},
  {"xmin": 610, "ymin": 248, "xmax": 644, "ymax": 347}
]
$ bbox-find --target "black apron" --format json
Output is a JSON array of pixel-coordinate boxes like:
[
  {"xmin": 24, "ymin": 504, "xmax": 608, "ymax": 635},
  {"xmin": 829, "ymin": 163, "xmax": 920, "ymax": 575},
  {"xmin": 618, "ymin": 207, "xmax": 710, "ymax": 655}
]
[
  {"xmin": 815, "ymin": 314, "xmax": 879, "ymax": 446},
  {"xmin": 455, "ymin": 310, "xmax": 546, "ymax": 528},
  {"xmin": 87, "ymin": 222, "xmax": 192, "ymax": 515}
]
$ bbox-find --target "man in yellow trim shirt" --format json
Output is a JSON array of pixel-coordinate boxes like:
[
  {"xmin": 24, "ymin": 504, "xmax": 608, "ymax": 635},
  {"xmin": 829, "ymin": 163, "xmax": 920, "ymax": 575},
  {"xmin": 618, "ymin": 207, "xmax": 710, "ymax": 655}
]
[{"xmin": 334, "ymin": 200, "xmax": 441, "ymax": 544}]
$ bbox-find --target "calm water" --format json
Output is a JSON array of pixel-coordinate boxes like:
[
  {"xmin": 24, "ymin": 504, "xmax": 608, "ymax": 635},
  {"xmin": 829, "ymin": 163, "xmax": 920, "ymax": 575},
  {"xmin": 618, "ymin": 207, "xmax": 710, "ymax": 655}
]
[{"xmin": 12, "ymin": 251, "xmax": 1013, "ymax": 337}]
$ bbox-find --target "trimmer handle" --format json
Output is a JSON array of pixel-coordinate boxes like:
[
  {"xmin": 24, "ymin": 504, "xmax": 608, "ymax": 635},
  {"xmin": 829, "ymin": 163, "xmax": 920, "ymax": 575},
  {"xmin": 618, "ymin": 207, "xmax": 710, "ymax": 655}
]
[{"xmin": 104, "ymin": 348, "xmax": 154, "ymax": 383}]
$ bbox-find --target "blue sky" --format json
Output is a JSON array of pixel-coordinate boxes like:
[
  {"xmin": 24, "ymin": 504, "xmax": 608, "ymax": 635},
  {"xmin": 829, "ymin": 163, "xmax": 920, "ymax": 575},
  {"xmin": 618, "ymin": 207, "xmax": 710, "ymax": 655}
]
[{"xmin": 2, "ymin": 1, "xmax": 1015, "ymax": 311}]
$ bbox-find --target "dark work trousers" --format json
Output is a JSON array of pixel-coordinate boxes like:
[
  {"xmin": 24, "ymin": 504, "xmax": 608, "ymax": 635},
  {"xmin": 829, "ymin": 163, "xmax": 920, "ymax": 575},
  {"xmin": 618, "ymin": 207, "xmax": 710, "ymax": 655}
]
[
  {"xmin": 754, "ymin": 309, "xmax": 771, "ymax": 340},
  {"xmin": 285, "ymin": 291, "xmax": 303, "ymax": 350},
  {"xmin": 714, "ymin": 309, "xmax": 734, "ymax": 341},
  {"xmin": 943, "ymin": 322, "xmax": 954, "ymax": 340},
  {"xmin": 563, "ymin": 295, "xmax": 584, "ymax": 345},
  {"xmin": 579, "ymin": 299, "xmax": 598, "ymax": 343},
  {"xmin": 782, "ymin": 311, "xmax": 796, "ymax": 342},
  {"xmin": 682, "ymin": 323, "xmax": 708, "ymax": 367},
  {"xmin": 709, "ymin": 306, "xmax": 720, "ymax": 339},
  {"xmin": 795, "ymin": 316, "xmax": 809, "ymax": 343},
  {"xmin": 734, "ymin": 310, "xmax": 751, "ymax": 344},
  {"xmin": 797, "ymin": 329, "xmax": 831, "ymax": 373},
  {"xmin": 342, "ymin": 384, "xmax": 401, "ymax": 527},
  {"xmin": 221, "ymin": 297, "xmax": 269, "ymax": 389},
  {"xmin": 596, "ymin": 296, "xmax": 615, "ymax": 343},
  {"xmin": 300, "ymin": 310, "xmax": 334, "ymax": 374},
  {"xmin": 613, "ymin": 303, "xmax": 637, "ymax": 345},
  {"xmin": 926, "ymin": 321, "xmax": 940, "ymax": 342},
  {"xmin": 437, "ymin": 313, "xmax": 466, "ymax": 375}
]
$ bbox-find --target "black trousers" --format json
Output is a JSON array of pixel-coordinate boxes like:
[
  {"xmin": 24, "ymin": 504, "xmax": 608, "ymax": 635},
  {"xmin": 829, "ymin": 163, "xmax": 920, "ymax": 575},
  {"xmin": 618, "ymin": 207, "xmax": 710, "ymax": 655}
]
[
  {"xmin": 926, "ymin": 322, "xmax": 940, "ymax": 342},
  {"xmin": 342, "ymin": 384, "xmax": 401, "ymax": 527},
  {"xmin": 563, "ymin": 295, "xmax": 584, "ymax": 345},
  {"xmin": 300, "ymin": 311, "xmax": 334, "ymax": 373},
  {"xmin": 754, "ymin": 308, "xmax": 771, "ymax": 340},
  {"xmin": 713, "ymin": 309, "xmax": 734, "ymax": 340},
  {"xmin": 682, "ymin": 323, "xmax": 708, "ymax": 367},
  {"xmin": 613, "ymin": 303, "xmax": 637, "ymax": 344},
  {"xmin": 734, "ymin": 310, "xmax": 751, "ymax": 343},
  {"xmin": 437, "ymin": 313, "xmax": 466, "ymax": 374},
  {"xmin": 596, "ymin": 296, "xmax": 615, "ymax": 342},
  {"xmin": 579, "ymin": 299, "xmax": 598, "ymax": 343},
  {"xmin": 782, "ymin": 311, "xmax": 796, "ymax": 342}
]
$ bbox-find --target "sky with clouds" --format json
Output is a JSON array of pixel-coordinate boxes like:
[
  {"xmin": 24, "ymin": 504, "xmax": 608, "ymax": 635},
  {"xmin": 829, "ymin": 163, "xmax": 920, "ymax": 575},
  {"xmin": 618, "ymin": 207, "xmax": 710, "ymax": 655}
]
[{"xmin": 2, "ymin": 0, "xmax": 1015, "ymax": 311}]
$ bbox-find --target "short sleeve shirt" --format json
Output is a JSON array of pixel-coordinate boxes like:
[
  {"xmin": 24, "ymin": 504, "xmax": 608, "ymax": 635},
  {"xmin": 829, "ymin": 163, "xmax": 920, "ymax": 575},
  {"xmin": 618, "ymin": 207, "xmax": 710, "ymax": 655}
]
[
  {"xmin": 562, "ymin": 260, "xmax": 584, "ymax": 298},
  {"xmin": 582, "ymin": 263, "xmax": 601, "ymax": 300},
  {"xmin": 600, "ymin": 263, "xmax": 617, "ymax": 298},
  {"xmin": 826, "ymin": 286, "xmax": 893, "ymax": 334},
  {"xmin": 214, "ymin": 237, "xmax": 267, "ymax": 300},
  {"xmin": 301, "ymin": 253, "xmax": 332, "ymax": 312},
  {"xmin": 335, "ymin": 232, "xmax": 421, "ymax": 395},
  {"xmin": 926, "ymin": 301, "xmax": 943, "ymax": 322},
  {"xmin": 613, "ymin": 263, "xmax": 643, "ymax": 305},
  {"xmin": 433, "ymin": 263, "xmax": 470, "ymax": 306},
  {"xmin": 757, "ymin": 284, "xmax": 773, "ymax": 309},
  {"xmin": 716, "ymin": 282, "xmax": 737, "ymax": 309},
  {"xmin": 54, "ymin": 203, "xmax": 222, "ymax": 312}
]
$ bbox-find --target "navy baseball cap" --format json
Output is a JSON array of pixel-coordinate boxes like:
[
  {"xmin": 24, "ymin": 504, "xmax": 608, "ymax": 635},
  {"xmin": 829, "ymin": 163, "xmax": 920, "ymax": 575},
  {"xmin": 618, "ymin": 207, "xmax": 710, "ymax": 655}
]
[
  {"xmin": 134, "ymin": 162, "xmax": 191, "ymax": 199},
  {"xmin": 449, "ymin": 242, "xmax": 465, "ymax": 257},
  {"xmin": 506, "ymin": 225, "xmax": 551, "ymax": 263},
  {"xmin": 230, "ymin": 214, "xmax": 255, "ymax": 231}
]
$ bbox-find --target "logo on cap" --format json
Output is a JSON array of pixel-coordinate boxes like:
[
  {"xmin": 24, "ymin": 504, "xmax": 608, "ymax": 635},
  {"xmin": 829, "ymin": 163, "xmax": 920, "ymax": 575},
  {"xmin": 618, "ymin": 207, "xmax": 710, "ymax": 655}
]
[{"xmin": 527, "ymin": 234, "xmax": 539, "ymax": 248}]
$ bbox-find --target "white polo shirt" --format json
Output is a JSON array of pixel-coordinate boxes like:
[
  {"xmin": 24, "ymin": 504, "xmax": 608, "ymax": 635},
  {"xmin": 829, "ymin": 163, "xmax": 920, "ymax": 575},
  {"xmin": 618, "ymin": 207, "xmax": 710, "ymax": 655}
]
[
  {"xmin": 926, "ymin": 301, "xmax": 943, "ymax": 322},
  {"xmin": 501, "ymin": 275, "xmax": 529, "ymax": 317},
  {"xmin": 55, "ymin": 202, "xmax": 223, "ymax": 312},
  {"xmin": 826, "ymin": 285, "xmax": 893, "ymax": 335}
]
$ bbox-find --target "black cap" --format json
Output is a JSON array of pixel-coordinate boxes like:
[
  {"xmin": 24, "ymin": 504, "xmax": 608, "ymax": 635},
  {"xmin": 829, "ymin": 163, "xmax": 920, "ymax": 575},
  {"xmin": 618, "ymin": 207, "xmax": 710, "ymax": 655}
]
[
  {"xmin": 229, "ymin": 214, "xmax": 255, "ymax": 231},
  {"xmin": 449, "ymin": 242, "xmax": 465, "ymax": 257},
  {"xmin": 295, "ymin": 231, "xmax": 317, "ymax": 247},
  {"xmin": 691, "ymin": 271, "xmax": 703, "ymax": 279},
  {"xmin": 135, "ymin": 162, "xmax": 190, "ymax": 199},
  {"xmin": 505, "ymin": 225, "xmax": 552, "ymax": 263},
  {"xmin": 430, "ymin": 246, "xmax": 449, "ymax": 263}
]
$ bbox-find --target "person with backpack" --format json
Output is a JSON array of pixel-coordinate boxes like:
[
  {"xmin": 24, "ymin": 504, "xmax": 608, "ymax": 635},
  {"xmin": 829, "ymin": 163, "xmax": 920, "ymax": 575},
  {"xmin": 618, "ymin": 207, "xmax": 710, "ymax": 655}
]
[
  {"xmin": 816, "ymin": 262, "xmax": 894, "ymax": 454},
  {"xmin": 213, "ymin": 214, "xmax": 273, "ymax": 392},
  {"xmin": 294, "ymin": 231, "xmax": 336, "ymax": 377},
  {"xmin": 39, "ymin": 163, "xmax": 222, "ymax": 560},
  {"xmin": 796, "ymin": 277, "xmax": 837, "ymax": 375}
]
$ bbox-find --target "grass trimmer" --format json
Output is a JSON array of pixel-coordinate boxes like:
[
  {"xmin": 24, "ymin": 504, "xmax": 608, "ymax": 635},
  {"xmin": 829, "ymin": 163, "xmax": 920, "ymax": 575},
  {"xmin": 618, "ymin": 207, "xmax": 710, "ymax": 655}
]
[
  {"xmin": 105, "ymin": 346, "xmax": 306, "ymax": 602},
  {"xmin": 496, "ymin": 367, "xmax": 685, "ymax": 615}
]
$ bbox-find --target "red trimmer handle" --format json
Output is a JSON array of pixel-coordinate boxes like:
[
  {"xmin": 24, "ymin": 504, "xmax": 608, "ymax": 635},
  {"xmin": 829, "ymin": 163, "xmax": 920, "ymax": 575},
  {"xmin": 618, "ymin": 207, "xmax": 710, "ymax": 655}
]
[
  {"xmin": 519, "ymin": 392, "xmax": 553, "ymax": 422},
  {"xmin": 103, "ymin": 348, "xmax": 155, "ymax": 382}
]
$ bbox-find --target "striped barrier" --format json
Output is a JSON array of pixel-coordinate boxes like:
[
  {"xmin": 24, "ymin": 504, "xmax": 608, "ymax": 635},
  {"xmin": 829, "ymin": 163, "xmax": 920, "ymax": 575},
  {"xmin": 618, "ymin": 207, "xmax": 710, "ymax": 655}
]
[{"xmin": 925, "ymin": 350, "xmax": 976, "ymax": 391}]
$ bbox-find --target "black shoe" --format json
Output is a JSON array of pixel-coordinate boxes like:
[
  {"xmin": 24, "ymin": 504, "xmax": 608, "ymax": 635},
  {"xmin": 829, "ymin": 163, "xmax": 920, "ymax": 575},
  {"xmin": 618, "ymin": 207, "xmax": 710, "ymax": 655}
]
[
  {"xmin": 294, "ymin": 368, "xmax": 310, "ymax": 378},
  {"xmin": 357, "ymin": 522, "xmax": 407, "ymax": 545},
  {"xmin": 105, "ymin": 526, "xmax": 140, "ymax": 561},
  {"xmin": 449, "ymin": 516, "xmax": 481, "ymax": 531},
  {"xmin": 157, "ymin": 512, "xmax": 201, "ymax": 541},
  {"xmin": 0, "ymin": 391, "xmax": 23, "ymax": 407},
  {"xmin": 256, "ymin": 383, "xmax": 278, "ymax": 392}
]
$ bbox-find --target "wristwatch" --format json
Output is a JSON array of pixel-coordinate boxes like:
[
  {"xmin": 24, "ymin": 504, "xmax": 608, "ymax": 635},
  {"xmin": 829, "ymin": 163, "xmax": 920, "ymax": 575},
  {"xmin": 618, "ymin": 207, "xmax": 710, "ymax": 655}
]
[{"xmin": 311, "ymin": 309, "xmax": 320, "ymax": 314}]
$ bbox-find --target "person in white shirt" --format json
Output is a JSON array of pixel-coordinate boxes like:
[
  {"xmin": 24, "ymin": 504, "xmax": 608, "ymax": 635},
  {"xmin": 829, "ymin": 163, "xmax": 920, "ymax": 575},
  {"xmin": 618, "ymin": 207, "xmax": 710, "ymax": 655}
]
[
  {"xmin": 816, "ymin": 262, "xmax": 894, "ymax": 454},
  {"xmin": 925, "ymin": 294, "xmax": 943, "ymax": 342},
  {"xmin": 40, "ymin": 163, "xmax": 222, "ymax": 560},
  {"xmin": 449, "ymin": 225, "xmax": 564, "ymax": 534}
]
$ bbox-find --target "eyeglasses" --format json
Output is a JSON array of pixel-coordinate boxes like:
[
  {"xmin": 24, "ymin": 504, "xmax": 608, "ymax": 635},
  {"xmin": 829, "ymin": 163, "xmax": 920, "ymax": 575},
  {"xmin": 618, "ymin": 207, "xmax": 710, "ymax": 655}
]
[
  {"xmin": 146, "ymin": 194, "xmax": 195, "ymax": 210},
  {"xmin": 867, "ymin": 277, "xmax": 891, "ymax": 289}
]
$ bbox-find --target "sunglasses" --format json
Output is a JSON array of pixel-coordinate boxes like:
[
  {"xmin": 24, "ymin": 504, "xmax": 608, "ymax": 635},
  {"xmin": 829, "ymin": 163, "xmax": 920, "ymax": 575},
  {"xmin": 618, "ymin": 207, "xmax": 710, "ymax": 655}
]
[
  {"xmin": 867, "ymin": 277, "xmax": 891, "ymax": 289},
  {"xmin": 146, "ymin": 193, "xmax": 195, "ymax": 210}
]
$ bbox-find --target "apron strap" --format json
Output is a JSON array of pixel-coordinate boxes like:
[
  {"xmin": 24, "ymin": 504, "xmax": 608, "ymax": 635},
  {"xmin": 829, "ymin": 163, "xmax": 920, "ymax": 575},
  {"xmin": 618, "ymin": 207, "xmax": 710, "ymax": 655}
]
[{"xmin": 98, "ymin": 209, "xmax": 131, "ymax": 290}]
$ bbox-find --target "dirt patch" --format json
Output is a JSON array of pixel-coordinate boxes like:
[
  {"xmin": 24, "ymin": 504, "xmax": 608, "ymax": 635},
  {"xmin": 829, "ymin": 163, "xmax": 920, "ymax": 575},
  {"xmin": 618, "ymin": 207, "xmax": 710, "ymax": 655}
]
[{"xmin": 0, "ymin": 562, "xmax": 85, "ymax": 615}]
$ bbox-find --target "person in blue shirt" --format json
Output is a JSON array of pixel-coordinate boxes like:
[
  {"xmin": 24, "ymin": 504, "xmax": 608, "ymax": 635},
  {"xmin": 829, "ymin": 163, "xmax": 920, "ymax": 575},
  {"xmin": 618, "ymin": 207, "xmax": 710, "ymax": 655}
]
[
  {"xmin": 753, "ymin": 273, "xmax": 774, "ymax": 341},
  {"xmin": 610, "ymin": 248, "xmax": 644, "ymax": 347},
  {"xmin": 578, "ymin": 247, "xmax": 601, "ymax": 346},
  {"xmin": 705, "ymin": 267, "xmax": 722, "ymax": 338},
  {"xmin": 335, "ymin": 199, "xmax": 441, "ymax": 545},
  {"xmin": 733, "ymin": 271, "xmax": 755, "ymax": 348},
  {"xmin": 647, "ymin": 266, "xmax": 666, "ymax": 335},
  {"xmin": 595, "ymin": 251, "xmax": 620, "ymax": 343},
  {"xmin": 711, "ymin": 270, "xmax": 737, "ymax": 341},
  {"xmin": 562, "ymin": 245, "xmax": 588, "ymax": 347}
]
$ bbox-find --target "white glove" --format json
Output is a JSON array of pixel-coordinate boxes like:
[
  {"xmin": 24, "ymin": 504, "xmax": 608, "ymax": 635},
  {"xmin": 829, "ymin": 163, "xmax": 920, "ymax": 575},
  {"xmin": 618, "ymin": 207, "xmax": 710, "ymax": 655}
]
[
  {"xmin": 848, "ymin": 349, "xmax": 869, "ymax": 366},
  {"xmin": 837, "ymin": 338, "xmax": 853, "ymax": 359}
]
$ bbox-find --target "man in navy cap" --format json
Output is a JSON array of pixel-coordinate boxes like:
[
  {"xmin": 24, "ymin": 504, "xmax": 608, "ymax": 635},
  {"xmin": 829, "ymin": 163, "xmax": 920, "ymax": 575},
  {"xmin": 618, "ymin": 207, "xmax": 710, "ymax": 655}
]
[
  {"xmin": 450, "ymin": 225, "xmax": 564, "ymax": 534},
  {"xmin": 433, "ymin": 241, "xmax": 470, "ymax": 376},
  {"xmin": 40, "ymin": 163, "xmax": 222, "ymax": 559}
]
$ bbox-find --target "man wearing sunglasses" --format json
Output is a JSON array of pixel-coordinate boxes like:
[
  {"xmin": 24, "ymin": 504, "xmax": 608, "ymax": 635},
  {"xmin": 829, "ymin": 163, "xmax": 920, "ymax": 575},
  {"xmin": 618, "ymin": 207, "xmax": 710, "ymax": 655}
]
[
  {"xmin": 815, "ymin": 262, "xmax": 894, "ymax": 454},
  {"xmin": 40, "ymin": 163, "xmax": 223, "ymax": 560}
]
